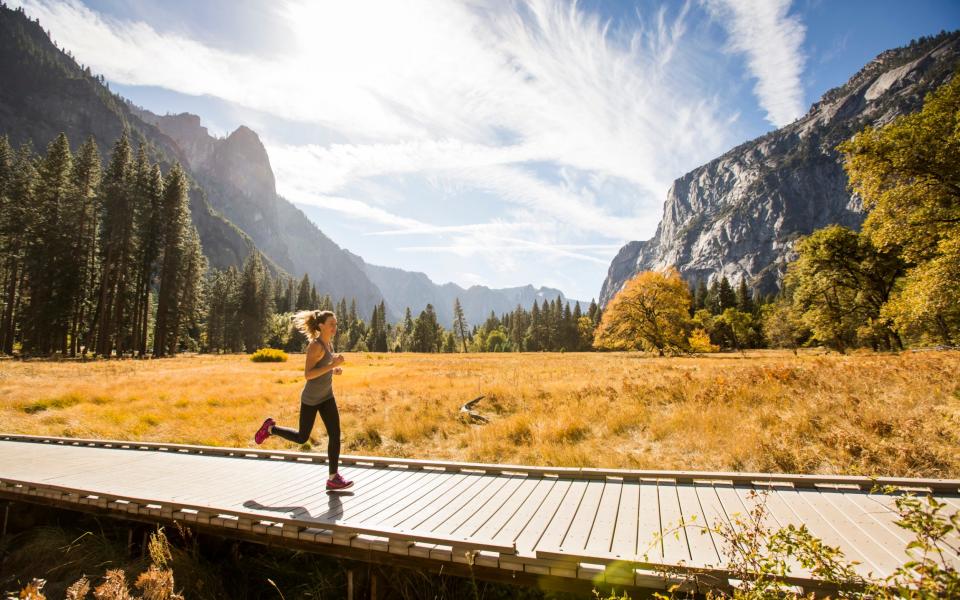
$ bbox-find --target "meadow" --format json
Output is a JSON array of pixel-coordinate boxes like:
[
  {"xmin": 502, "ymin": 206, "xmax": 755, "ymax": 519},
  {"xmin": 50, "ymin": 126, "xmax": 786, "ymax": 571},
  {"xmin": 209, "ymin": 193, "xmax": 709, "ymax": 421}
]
[{"xmin": 1, "ymin": 350, "xmax": 958, "ymax": 478}]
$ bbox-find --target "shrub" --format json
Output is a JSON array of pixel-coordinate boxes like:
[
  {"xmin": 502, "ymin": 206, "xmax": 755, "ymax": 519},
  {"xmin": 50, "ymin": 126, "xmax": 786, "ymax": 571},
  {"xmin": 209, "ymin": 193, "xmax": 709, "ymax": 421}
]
[
  {"xmin": 250, "ymin": 348, "xmax": 288, "ymax": 363},
  {"xmin": 688, "ymin": 328, "xmax": 719, "ymax": 353}
]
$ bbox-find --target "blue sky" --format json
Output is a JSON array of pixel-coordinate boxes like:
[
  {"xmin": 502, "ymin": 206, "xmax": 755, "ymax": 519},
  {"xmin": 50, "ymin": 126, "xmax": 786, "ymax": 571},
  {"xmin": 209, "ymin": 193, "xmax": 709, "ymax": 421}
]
[{"xmin": 13, "ymin": 0, "xmax": 959, "ymax": 301}]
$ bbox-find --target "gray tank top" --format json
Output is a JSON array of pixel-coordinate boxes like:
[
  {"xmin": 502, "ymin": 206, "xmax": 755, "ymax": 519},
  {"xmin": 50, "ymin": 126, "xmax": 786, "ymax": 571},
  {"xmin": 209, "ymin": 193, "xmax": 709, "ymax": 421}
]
[{"xmin": 300, "ymin": 340, "xmax": 334, "ymax": 405}]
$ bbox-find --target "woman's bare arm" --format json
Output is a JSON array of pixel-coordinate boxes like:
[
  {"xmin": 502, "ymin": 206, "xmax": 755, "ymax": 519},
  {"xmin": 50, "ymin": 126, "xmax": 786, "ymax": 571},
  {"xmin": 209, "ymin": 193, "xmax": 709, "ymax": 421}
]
[{"xmin": 304, "ymin": 342, "xmax": 345, "ymax": 380}]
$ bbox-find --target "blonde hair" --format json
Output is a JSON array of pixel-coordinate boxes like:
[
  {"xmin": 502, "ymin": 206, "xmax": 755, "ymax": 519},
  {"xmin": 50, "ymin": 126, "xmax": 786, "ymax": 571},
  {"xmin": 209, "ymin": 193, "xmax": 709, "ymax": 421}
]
[{"xmin": 293, "ymin": 309, "xmax": 335, "ymax": 342}]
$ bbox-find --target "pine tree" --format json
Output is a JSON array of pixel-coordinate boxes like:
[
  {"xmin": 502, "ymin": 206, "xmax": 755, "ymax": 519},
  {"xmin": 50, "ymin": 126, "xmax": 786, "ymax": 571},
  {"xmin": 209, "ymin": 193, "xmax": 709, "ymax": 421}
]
[
  {"xmin": 572, "ymin": 302, "xmax": 583, "ymax": 350},
  {"xmin": 453, "ymin": 297, "xmax": 469, "ymax": 352},
  {"xmin": 22, "ymin": 132, "xmax": 72, "ymax": 354},
  {"xmin": 718, "ymin": 276, "xmax": 737, "ymax": 312},
  {"xmin": 205, "ymin": 270, "xmax": 228, "ymax": 352},
  {"xmin": 736, "ymin": 278, "xmax": 754, "ymax": 314},
  {"xmin": 67, "ymin": 137, "xmax": 101, "ymax": 356},
  {"xmin": 93, "ymin": 132, "xmax": 133, "ymax": 357},
  {"xmin": 223, "ymin": 266, "xmax": 243, "ymax": 352},
  {"xmin": 171, "ymin": 225, "xmax": 207, "ymax": 352},
  {"xmin": 153, "ymin": 162, "xmax": 189, "ymax": 357},
  {"xmin": 238, "ymin": 251, "xmax": 268, "ymax": 352},
  {"xmin": 131, "ymin": 153, "xmax": 163, "ymax": 357},
  {"xmin": 0, "ymin": 143, "xmax": 36, "ymax": 354},
  {"xmin": 526, "ymin": 301, "xmax": 542, "ymax": 351},
  {"xmin": 694, "ymin": 280, "xmax": 708, "ymax": 312},
  {"xmin": 295, "ymin": 274, "xmax": 312, "ymax": 310}
]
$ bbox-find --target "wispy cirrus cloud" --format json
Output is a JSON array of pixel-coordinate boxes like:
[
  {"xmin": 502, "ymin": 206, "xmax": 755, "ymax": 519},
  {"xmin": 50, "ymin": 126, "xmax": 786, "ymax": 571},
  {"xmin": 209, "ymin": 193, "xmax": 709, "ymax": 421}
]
[
  {"xmin": 705, "ymin": 0, "xmax": 807, "ymax": 127},
  {"xmin": 11, "ymin": 0, "xmax": 761, "ymax": 298}
]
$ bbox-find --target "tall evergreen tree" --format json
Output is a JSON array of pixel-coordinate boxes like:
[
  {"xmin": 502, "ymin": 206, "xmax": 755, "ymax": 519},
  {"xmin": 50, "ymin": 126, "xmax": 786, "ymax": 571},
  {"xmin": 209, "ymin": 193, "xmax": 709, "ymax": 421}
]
[
  {"xmin": 736, "ymin": 278, "xmax": 755, "ymax": 314},
  {"xmin": 238, "ymin": 251, "xmax": 269, "ymax": 352},
  {"xmin": 0, "ymin": 143, "xmax": 36, "ymax": 354},
  {"xmin": 22, "ymin": 132, "xmax": 73, "ymax": 354},
  {"xmin": 295, "ymin": 274, "xmax": 312, "ymax": 310},
  {"xmin": 718, "ymin": 276, "xmax": 737, "ymax": 312},
  {"xmin": 67, "ymin": 137, "xmax": 101, "ymax": 356},
  {"xmin": 153, "ymin": 162, "xmax": 190, "ymax": 357},
  {"xmin": 131, "ymin": 154, "xmax": 164, "ymax": 357},
  {"xmin": 92, "ymin": 132, "xmax": 133, "ymax": 357},
  {"xmin": 453, "ymin": 297, "xmax": 469, "ymax": 352},
  {"xmin": 694, "ymin": 280, "xmax": 708, "ymax": 311}
]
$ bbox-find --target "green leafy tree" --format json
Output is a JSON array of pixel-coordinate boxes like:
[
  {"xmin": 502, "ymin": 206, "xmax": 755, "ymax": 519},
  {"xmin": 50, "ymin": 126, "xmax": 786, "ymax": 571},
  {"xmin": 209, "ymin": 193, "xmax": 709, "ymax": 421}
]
[
  {"xmin": 839, "ymin": 72, "xmax": 960, "ymax": 345},
  {"xmin": 787, "ymin": 225, "xmax": 904, "ymax": 352},
  {"xmin": 761, "ymin": 299, "xmax": 808, "ymax": 354}
]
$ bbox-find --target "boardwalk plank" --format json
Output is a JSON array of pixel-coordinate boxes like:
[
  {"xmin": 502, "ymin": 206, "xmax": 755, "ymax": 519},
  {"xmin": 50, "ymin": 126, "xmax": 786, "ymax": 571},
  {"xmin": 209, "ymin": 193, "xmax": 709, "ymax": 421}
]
[
  {"xmin": 656, "ymin": 481, "xmax": 691, "ymax": 565},
  {"xmin": 608, "ymin": 480, "xmax": 640, "ymax": 560},
  {"xmin": 584, "ymin": 479, "xmax": 622, "ymax": 555},
  {"xmin": 497, "ymin": 477, "xmax": 568, "ymax": 552},
  {"xmin": 360, "ymin": 470, "xmax": 467, "ymax": 527},
  {"xmin": 797, "ymin": 489, "xmax": 902, "ymax": 576},
  {"xmin": 558, "ymin": 479, "xmax": 608, "ymax": 552},
  {"xmin": 534, "ymin": 480, "xmax": 589, "ymax": 554},
  {"xmin": 375, "ymin": 472, "xmax": 475, "ymax": 529},
  {"xmin": 450, "ymin": 475, "xmax": 532, "ymax": 539},
  {"xmin": 391, "ymin": 472, "xmax": 490, "ymax": 531},
  {"xmin": 635, "ymin": 481, "xmax": 662, "ymax": 560},
  {"xmin": 675, "ymin": 483, "xmax": 721, "ymax": 568},
  {"xmin": 770, "ymin": 488, "xmax": 879, "ymax": 577},
  {"xmin": 398, "ymin": 473, "xmax": 499, "ymax": 532},
  {"xmin": 476, "ymin": 477, "xmax": 557, "ymax": 541},
  {"xmin": 426, "ymin": 473, "xmax": 516, "ymax": 535}
]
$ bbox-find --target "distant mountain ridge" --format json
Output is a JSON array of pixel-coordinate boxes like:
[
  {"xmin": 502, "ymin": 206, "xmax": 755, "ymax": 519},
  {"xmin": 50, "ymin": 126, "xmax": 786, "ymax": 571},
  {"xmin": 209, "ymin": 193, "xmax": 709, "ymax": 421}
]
[
  {"xmin": 599, "ymin": 31, "xmax": 960, "ymax": 306},
  {"xmin": 348, "ymin": 254, "xmax": 589, "ymax": 327}
]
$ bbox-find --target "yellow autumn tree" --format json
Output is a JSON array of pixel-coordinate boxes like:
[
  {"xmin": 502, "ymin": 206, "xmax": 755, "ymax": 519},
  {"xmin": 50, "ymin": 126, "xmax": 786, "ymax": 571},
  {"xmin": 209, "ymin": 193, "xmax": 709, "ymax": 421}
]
[
  {"xmin": 593, "ymin": 269, "xmax": 691, "ymax": 355},
  {"xmin": 838, "ymin": 71, "xmax": 960, "ymax": 345}
]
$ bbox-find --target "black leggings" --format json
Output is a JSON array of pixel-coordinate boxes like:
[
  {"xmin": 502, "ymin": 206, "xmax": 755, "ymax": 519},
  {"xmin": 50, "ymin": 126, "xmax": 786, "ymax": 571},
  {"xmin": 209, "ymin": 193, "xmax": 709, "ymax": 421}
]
[{"xmin": 272, "ymin": 397, "xmax": 341, "ymax": 475}]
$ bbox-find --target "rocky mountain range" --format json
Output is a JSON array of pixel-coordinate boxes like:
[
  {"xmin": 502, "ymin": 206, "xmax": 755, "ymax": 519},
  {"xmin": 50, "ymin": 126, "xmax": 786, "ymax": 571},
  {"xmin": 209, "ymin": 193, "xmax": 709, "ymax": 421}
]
[
  {"xmin": 351, "ymin": 255, "xmax": 590, "ymax": 327},
  {"xmin": 0, "ymin": 4, "xmax": 586, "ymax": 327},
  {"xmin": 599, "ymin": 30, "xmax": 960, "ymax": 306}
]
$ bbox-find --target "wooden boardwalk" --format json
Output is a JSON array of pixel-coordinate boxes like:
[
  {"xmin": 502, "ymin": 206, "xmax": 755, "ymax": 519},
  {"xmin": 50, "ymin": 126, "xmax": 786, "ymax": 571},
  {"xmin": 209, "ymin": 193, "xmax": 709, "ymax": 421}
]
[{"xmin": 2, "ymin": 434, "xmax": 958, "ymax": 594}]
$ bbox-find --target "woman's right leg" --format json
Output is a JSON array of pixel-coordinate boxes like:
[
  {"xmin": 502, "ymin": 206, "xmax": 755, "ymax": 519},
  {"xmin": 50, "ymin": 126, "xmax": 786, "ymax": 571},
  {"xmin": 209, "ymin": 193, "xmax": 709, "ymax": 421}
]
[{"xmin": 271, "ymin": 403, "xmax": 320, "ymax": 444}]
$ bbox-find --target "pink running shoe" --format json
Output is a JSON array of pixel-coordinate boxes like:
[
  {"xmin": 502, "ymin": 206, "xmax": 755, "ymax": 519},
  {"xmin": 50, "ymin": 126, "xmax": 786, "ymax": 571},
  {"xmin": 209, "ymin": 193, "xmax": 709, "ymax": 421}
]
[
  {"xmin": 326, "ymin": 472, "xmax": 353, "ymax": 491},
  {"xmin": 254, "ymin": 417, "xmax": 275, "ymax": 445}
]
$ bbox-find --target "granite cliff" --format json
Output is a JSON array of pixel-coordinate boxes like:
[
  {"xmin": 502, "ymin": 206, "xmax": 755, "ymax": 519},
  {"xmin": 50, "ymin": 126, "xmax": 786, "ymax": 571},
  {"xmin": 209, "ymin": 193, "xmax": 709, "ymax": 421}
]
[{"xmin": 600, "ymin": 31, "xmax": 960, "ymax": 306}]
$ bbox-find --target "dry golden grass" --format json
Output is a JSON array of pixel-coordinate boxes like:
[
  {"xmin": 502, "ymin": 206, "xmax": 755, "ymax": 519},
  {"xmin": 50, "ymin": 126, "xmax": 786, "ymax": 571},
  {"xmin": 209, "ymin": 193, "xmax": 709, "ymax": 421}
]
[{"xmin": 1, "ymin": 350, "xmax": 958, "ymax": 477}]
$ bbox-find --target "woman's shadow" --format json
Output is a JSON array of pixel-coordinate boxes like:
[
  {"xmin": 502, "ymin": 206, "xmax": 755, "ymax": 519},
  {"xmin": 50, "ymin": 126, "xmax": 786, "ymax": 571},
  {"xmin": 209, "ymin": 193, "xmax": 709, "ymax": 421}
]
[{"xmin": 243, "ymin": 490, "xmax": 353, "ymax": 521}]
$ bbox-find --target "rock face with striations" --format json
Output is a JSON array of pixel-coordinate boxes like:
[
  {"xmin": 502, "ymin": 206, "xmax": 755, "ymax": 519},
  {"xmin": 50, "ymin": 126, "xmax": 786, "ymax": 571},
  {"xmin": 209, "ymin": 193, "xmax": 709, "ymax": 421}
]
[
  {"xmin": 133, "ymin": 107, "xmax": 388, "ymax": 318},
  {"xmin": 599, "ymin": 32, "xmax": 960, "ymax": 306}
]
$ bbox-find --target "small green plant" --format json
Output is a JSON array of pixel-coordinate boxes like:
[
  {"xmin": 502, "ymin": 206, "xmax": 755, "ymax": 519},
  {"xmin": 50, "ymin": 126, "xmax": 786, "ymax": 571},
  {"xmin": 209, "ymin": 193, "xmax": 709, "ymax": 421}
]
[{"xmin": 250, "ymin": 348, "xmax": 288, "ymax": 363}]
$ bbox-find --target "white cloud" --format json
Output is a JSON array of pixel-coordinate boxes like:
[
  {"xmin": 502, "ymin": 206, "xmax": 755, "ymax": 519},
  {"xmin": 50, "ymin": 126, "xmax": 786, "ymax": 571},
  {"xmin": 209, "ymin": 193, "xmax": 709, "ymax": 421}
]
[
  {"xmin": 284, "ymin": 191, "xmax": 425, "ymax": 230},
  {"xmin": 17, "ymin": 0, "xmax": 735, "ymax": 193},
  {"xmin": 12, "ymin": 0, "xmax": 757, "ymax": 297},
  {"xmin": 705, "ymin": 0, "xmax": 807, "ymax": 127}
]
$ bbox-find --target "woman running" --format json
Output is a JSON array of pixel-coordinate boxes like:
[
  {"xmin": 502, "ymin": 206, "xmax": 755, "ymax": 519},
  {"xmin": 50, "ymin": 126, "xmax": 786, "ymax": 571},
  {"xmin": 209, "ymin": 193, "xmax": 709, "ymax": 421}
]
[{"xmin": 254, "ymin": 309, "xmax": 353, "ymax": 491}]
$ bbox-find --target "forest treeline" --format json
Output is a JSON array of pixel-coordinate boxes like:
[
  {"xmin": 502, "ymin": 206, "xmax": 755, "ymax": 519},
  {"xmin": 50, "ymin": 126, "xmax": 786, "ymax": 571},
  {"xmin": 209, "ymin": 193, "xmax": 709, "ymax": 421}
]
[{"xmin": 0, "ymin": 130, "xmax": 606, "ymax": 357}]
